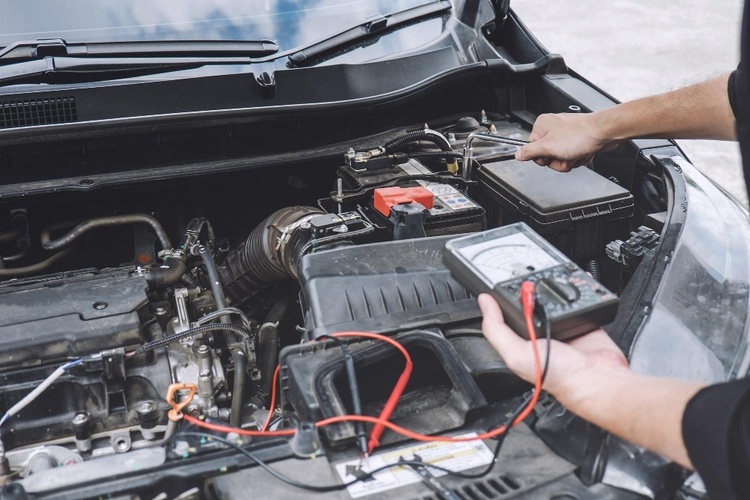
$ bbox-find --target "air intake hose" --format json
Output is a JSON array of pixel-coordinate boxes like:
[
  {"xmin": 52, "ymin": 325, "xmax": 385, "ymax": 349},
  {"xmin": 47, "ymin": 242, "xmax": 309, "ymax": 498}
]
[{"xmin": 218, "ymin": 206, "xmax": 323, "ymax": 304}]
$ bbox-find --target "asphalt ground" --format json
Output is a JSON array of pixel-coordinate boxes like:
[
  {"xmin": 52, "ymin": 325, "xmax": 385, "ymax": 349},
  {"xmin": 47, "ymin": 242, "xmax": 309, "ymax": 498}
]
[{"xmin": 511, "ymin": 0, "xmax": 748, "ymax": 207}]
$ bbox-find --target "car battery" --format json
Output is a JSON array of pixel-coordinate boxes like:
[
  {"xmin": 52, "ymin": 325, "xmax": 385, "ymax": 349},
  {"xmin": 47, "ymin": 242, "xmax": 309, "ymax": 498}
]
[
  {"xmin": 476, "ymin": 159, "xmax": 634, "ymax": 263},
  {"xmin": 338, "ymin": 158, "xmax": 485, "ymax": 237}
]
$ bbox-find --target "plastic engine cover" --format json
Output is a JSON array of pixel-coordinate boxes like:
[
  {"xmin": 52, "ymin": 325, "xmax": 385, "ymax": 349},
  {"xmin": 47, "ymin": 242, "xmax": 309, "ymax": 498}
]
[{"xmin": 298, "ymin": 235, "xmax": 482, "ymax": 339}]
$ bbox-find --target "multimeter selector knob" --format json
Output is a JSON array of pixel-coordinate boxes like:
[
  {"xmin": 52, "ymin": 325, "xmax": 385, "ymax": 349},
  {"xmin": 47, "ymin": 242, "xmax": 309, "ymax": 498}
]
[{"xmin": 540, "ymin": 277, "xmax": 579, "ymax": 304}]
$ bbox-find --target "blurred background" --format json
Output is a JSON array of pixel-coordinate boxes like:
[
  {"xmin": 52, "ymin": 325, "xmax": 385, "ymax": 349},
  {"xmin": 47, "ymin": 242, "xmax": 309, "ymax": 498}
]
[{"xmin": 511, "ymin": 0, "xmax": 747, "ymax": 206}]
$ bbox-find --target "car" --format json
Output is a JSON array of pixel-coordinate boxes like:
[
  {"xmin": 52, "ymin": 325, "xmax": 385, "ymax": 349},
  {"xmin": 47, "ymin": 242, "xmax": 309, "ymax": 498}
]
[{"xmin": 0, "ymin": 1, "xmax": 744, "ymax": 498}]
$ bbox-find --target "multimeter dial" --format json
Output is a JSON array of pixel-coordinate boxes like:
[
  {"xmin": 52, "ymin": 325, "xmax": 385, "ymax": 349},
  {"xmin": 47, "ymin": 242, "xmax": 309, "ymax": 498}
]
[{"xmin": 460, "ymin": 232, "xmax": 560, "ymax": 284}]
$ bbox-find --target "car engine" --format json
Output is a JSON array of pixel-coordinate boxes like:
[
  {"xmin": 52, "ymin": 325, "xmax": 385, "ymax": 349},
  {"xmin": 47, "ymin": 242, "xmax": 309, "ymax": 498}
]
[{"xmin": 0, "ymin": 110, "xmax": 655, "ymax": 495}]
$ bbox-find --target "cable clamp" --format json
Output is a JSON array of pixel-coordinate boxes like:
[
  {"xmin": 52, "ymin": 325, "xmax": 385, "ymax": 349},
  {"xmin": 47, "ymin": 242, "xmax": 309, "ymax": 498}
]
[
  {"xmin": 166, "ymin": 383, "xmax": 197, "ymax": 422},
  {"xmin": 157, "ymin": 248, "xmax": 184, "ymax": 260}
]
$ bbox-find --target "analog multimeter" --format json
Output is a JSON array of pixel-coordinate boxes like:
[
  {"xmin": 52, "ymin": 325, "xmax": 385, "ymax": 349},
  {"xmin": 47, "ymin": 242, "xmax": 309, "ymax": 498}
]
[{"xmin": 443, "ymin": 223, "xmax": 618, "ymax": 340}]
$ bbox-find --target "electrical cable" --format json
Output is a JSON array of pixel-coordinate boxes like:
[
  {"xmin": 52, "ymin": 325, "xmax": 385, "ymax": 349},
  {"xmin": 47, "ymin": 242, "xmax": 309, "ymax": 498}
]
[
  {"xmin": 316, "ymin": 334, "xmax": 369, "ymax": 458},
  {"xmin": 194, "ymin": 307, "xmax": 251, "ymax": 328},
  {"xmin": 0, "ymin": 358, "xmax": 83, "ymax": 428},
  {"xmin": 181, "ymin": 288, "xmax": 543, "ymax": 445},
  {"xmin": 130, "ymin": 323, "xmax": 252, "ymax": 356},
  {"xmin": 330, "ymin": 332, "xmax": 413, "ymax": 454},
  {"xmin": 260, "ymin": 365, "xmax": 280, "ymax": 432},
  {"xmin": 177, "ymin": 287, "xmax": 544, "ymax": 492},
  {"xmin": 540, "ymin": 304, "xmax": 552, "ymax": 385},
  {"xmin": 176, "ymin": 430, "xmax": 516, "ymax": 493}
]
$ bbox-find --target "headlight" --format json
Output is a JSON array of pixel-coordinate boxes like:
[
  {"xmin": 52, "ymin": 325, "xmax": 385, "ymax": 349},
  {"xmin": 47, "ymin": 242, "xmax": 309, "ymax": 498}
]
[{"xmin": 629, "ymin": 155, "xmax": 750, "ymax": 382}]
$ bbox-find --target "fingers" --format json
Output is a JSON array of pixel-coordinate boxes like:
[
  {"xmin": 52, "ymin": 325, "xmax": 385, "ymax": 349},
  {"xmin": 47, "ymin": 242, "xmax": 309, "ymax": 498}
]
[
  {"xmin": 478, "ymin": 294, "xmax": 527, "ymax": 365},
  {"xmin": 548, "ymin": 159, "xmax": 574, "ymax": 172},
  {"xmin": 514, "ymin": 112, "xmax": 605, "ymax": 170},
  {"xmin": 515, "ymin": 141, "xmax": 548, "ymax": 162}
]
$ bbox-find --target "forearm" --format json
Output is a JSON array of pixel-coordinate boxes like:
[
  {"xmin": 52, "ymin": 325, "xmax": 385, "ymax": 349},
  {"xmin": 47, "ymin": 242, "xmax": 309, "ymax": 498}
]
[
  {"xmin": 555, "ymin": 367, "xmax": 706, "ymax": 470},
  {"xmin": 594, "ymin": 73, "xmax": 736, "ymax": 142}
]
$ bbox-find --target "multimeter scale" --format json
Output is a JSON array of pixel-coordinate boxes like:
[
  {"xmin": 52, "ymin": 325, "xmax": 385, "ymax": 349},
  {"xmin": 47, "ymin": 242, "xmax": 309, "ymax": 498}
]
[{"xmin": 443, "ymin": 223, "xmax": 618, "ymax": 341}]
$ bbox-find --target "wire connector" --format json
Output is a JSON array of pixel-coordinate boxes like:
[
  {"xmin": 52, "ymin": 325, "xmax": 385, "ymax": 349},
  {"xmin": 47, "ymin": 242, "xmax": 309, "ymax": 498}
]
[{"xmin": 520, "ymin": 281, "xmax": 536, "ymax": 316}]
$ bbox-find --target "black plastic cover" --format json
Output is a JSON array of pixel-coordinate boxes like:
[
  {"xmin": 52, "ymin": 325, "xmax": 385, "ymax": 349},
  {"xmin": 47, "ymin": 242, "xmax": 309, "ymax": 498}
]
[
  {"xmin": 0, "ymin": 273, "xmax": 148, "ymax": 368},
  {"xmin": 279, "ymin": 330, "xmax": 487, "ymax": 448},
  {"xmin": 298, "ymin": 234, "xmax": 480, "ymax": 339},
  {"xmin": 477, "ymin": 159, "xmax": 634, "ymax": 261}
]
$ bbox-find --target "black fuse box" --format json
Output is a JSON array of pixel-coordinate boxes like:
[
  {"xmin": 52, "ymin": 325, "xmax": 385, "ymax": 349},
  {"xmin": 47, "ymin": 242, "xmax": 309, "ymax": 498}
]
[{"xmin": 477, "ymin": 159, "xmax": 634, "ymax": 262}]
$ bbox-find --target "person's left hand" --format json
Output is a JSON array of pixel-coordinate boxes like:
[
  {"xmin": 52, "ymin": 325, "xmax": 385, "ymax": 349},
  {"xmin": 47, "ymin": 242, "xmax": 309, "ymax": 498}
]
[{"xmin": 478, "ymin": 294, "xmax": 629, "ymax": 400}]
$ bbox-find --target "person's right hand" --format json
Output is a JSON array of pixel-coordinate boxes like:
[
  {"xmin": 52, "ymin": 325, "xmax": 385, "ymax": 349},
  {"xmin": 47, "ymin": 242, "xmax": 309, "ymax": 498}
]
[{"xmin": 515, "ymin": 112, "xmax": 619, "ymax": 172}]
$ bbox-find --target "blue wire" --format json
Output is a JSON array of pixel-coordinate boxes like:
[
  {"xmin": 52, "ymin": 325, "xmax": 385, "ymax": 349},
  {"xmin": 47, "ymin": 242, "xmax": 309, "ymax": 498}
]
[
  {"xmin": 62, "ymin": 358, "xmax": 83, "ymax": 370},
  {"xmin": 0, "ymin": 358, "xmax": 83, "ymax": 431}
]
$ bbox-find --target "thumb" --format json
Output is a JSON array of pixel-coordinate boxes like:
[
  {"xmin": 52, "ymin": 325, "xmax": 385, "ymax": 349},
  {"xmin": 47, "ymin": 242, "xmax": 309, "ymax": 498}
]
[
  {"xmin": 478, "ymin": 294, "xmax": 526, "ymax": 356},
  {"xmin": 515, "ymin": 141, "xmax": 546, "ymax": 161}
]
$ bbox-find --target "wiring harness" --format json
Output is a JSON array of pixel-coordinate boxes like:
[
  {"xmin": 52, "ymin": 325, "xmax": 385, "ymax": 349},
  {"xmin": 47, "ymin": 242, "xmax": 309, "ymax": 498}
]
[
  {"xmin": 171, "ymin": 281, "xmax": 549, "ymax": 491},
  {"xmin": 0, "ymin": 282, "xmax": 550, "ymax": 494}
]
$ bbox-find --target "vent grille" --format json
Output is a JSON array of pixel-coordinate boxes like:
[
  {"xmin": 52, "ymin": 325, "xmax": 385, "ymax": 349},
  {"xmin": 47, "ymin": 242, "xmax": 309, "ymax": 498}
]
[
  {"xmin": 1, "ymin": 96, "xmax": 78, "ymax": 128},
  {"xmin": 417, "ymin": 474, "xmax": 521, "ymax": 500}
]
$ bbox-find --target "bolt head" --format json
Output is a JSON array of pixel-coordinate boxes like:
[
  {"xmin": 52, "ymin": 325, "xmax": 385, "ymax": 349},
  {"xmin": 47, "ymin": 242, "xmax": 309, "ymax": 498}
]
[{"xmin": 72, "ymin": 413, "xmax": 88, "ymax": 425}]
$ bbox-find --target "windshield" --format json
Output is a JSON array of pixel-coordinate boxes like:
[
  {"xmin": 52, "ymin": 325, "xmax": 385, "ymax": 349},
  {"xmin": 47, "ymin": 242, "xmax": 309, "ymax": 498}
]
[{"xmin": 1, "ymin": 0, "xmax": 433, "ymax": 52}]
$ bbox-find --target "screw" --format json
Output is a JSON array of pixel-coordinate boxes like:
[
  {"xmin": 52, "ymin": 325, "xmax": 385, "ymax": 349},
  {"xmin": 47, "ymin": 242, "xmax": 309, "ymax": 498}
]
[
  {"xmin": 72, "ymin": 413, "xmax": 88, "ymax": 425},
  {"xmin": 139, "ymin": 401, "xmax": 156, "ymax": 414}
]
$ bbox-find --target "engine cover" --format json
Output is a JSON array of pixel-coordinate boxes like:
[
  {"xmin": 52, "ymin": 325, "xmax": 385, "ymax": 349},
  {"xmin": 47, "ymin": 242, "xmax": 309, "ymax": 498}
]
[
  {"xmin": 0, "ymin": 272, "xmax": 149, "ymax": 369},
  {"xmin": 0, "ymin": 271, "xmax": 172, "ymax": 453}
]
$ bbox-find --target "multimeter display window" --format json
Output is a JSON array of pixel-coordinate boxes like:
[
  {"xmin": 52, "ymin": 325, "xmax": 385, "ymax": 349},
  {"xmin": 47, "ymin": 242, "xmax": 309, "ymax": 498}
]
[{"xmin": 456, "ymin": 232, "xmax": 562, "ymax": 285}]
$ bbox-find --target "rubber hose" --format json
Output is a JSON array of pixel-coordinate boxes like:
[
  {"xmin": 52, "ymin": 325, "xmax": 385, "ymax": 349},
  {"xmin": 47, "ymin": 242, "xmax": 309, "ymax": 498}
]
[
  {"xmin": 218, "ymin": 206, "xmax": 323, "ymax": 304},
  {"xmin": 258, "ymin": 324, "xmax": 279, "ymax": 402},
  {"xmin": 383, "ymin": 129, "xmax": 453, "ymax": 154},
  {"xmin": 197, "ymin": 245, "xmax": 237, "ymax": 341},
  {"xmin": 41, "ymin": 214, "xmax": 172, "ymax": 251},
  {"xmin": 143, "ymin": 256, "xmax": 186, "ymax": 290},
  {"xmin": 0, "ymin": 247, "xmax": 74, "ymax": 278},
  {"xmin": 0, "ymin": 221, "xmax": 24, "ymax": 244},
  {"xmin": 230, "ymin": 348, "xmax": 247, "ymax": 428}
]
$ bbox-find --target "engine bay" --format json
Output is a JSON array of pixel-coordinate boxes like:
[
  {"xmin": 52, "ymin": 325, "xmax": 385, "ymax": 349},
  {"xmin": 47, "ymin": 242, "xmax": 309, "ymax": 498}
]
[{"xmin": 0, "ymin": 109, "xmax": 668, "ymax": 497}]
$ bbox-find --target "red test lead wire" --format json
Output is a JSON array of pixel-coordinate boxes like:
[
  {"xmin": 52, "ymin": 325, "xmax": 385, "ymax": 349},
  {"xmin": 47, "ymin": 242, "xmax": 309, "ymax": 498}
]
[
  {"xmin": 260, "ymin": 365, "xmax": 280, "ymax": 432},
  {"xmin": 328, "ymin": 332, "xmax": 413, "ymax": 454},
  {"xmin": 182, "ymin": 293, "xmax": 543, "ymax": 447}
]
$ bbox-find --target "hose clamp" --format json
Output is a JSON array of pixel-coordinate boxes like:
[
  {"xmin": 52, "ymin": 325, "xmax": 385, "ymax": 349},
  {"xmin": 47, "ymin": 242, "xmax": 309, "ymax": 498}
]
[{"xmin": 275, "ymin": 214, "xmax": 319, "ymax": 252}]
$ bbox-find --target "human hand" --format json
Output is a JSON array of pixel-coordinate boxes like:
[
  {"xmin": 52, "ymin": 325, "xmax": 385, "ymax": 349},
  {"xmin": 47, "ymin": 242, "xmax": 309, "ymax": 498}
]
[
  {"xmin": 515, "ymin": 112, "xmax": 619, "ymax": 172},
  {"xmin": 478, "ymin": 294, "xmax": 629, "ymax": 401}
]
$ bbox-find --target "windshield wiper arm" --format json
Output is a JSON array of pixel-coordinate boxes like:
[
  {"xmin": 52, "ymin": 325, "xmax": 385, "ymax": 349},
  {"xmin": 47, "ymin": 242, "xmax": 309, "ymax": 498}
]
[
  {"xmin": 0, "ymin": 38, "xmax": 278, "ymax": 64},
  {"xmin": 0, "ymin": 56, "xmax": 260, "ymax": 87},
  {"xmin": 287, "ymin": 0, "xmax": 451, "ymax": 67}
]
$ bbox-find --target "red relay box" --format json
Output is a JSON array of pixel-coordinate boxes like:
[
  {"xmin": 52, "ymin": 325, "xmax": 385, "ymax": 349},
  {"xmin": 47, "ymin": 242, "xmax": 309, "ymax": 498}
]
[{"xmin": 373, "ymin": 186, "xmax": 434, "ymax": 216}]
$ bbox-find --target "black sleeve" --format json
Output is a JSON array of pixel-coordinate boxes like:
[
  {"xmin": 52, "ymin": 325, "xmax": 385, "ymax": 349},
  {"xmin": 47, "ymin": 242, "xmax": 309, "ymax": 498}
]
[
  {"xmin": 728, "ymin": 69, "xmax": 745, "ymax": 122},
  {"xmin": 729, "ymin": 67, "xmax": 750, "ymax": 124},
  {"xmin": 682, "ymin": 378, "xmax": 750, "ymax": 499}
]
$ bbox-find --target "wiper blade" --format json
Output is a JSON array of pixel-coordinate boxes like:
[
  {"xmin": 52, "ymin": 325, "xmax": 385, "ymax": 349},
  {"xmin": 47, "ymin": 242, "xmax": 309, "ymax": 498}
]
[
  {"xmin": 0, "ymin": 56, "xmax": 256, "ymax": 87},
  {"xmin": 287, "ymin": 0, "xmax": 451, "ymax": 67},
  {"xmin": 0, "ymin": 38, "xmax": 278, "ymax": 64}
]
